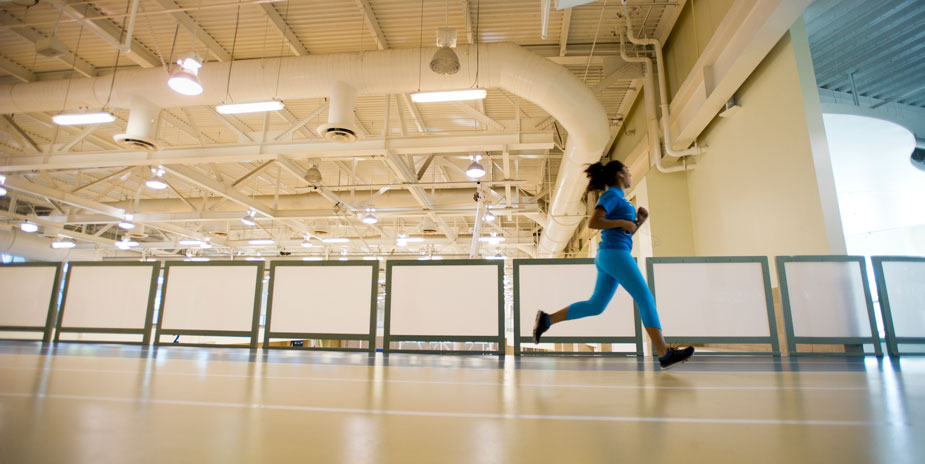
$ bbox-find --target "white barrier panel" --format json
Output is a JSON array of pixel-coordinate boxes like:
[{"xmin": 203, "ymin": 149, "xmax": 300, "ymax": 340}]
[
  {"xmin": 269, "ymin": 264, "xmax": 374, "ymax": 334},
  {"xmin": 879, "ymin": 260, "xmax": 925, "ymax": 338},
  {"xmin": 517, "ymin": 262, "xmax": 635, "ymax": 338},
  {"xmin": 388, "ymin": 262, "xmax": 500, "ymax": 337},
  {"xmin": 783, "ymin": 261, "xmax": 871, "ymax": 337},
  {"xmin": 0, "ymin": 265, "xmax": 58, "ymax": 328},
  {"xmin": 60, "ymin": 265, "xmax": 156, "ymax": 329},
  {"xmin": 160, "ymin": 264, "xmax": 259, "ymax": 332},
  {"xmin": 649, "ymin": 261, "xmax": 771, "ymax": 337}
]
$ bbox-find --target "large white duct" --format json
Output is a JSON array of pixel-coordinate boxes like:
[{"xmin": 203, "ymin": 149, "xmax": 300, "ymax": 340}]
[
  {"xmin": 104, "ymin": 188, "xmax": 494, "ymax": 213},
  {"xmin": 0, "ymin": 228, "xmax": 102, "ymax": 262},
  {"xmin": 0, "ymin": 43, "xmax": 609, "ymax": 257}
]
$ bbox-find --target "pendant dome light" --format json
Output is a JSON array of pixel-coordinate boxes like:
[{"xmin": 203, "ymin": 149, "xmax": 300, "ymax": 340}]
[
  {"xmin": 168, "ymin": 52, "xmax": 203, "ymax": 96},
  {"xmin": 466, "ymin": 154, "xmax": 486, "ymax": 178}
]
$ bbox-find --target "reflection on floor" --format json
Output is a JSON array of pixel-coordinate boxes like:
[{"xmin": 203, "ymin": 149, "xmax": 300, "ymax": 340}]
[{"xmin": 1, "ymin": 341, "xmax": 923, "ymax": 463}]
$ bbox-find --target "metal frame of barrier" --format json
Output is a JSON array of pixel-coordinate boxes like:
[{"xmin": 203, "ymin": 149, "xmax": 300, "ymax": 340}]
[
  {"xmin": 54, "ymin": 261, "xmax": 160, "ymax": 346},
  {"xmin": 384, "ymin": 259, "xmax": 505, "ymax": 355},
  {"xmin": 0, "ymin": 262, "xmax": 62, "ymax": 344},
  {"xmin": 513, "ymin": 258, "xmax": 643, "ymax": 356},
  {"xmin": 263, "ymin": 260, "xmax": 378, "ymax": 353},
  {"xmin": 776, "ymin": 255, "xmax": 881, "ymax": 357},
  {"xmin": 646, "ymin": 256, "xmax": 781, "ymax": 356},
  {"xmin": 871, "ymin": 256, "xmax": 925, "ymax": 357},
  {"xmin": 154, "ymin": 261, "xmax": 264, "ymax": 349}
]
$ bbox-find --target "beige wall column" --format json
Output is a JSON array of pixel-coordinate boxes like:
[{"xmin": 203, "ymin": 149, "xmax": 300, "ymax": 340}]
[{"xmin": 685, "ymin": 33, "xmax": 833, "ymax": 282}]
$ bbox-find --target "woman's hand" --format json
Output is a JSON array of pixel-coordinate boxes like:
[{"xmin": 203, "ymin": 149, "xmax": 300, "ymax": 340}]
[
  {"xmin": 636, "ymin": 207, "xmax": 649, "ymax": 223},
  {"xmin": 622, "ymin": 221, "xmax": 638, "ymax": 234}
]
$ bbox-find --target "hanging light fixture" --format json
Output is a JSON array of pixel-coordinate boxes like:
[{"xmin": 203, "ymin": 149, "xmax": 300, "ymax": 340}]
[
  {"xmin": 145, "ymin": 167, "xmax": 168, "ymax": 190},
  {"xmin": 322, "ymin": 237, "xmax": 350, "ymax": 244},
  {"xmin": 483, "ymin": 207, "xmax": 495, "ymax": 222},
  {"xmin": 305, "ymin": 165, "xmax": 322, "ymax": 184},
  {"xmin": 479, "ymin": 231, "xmax": 505, "ymax": 245},
  {"xmin": 20, "ymin": 221, "xmax": 38, "ymax": 233},
  {"xmin": 0, "ymin": 173, "xmax": 6, "ymax": 197},
  {"xmin": 429, "ymin": 3, "xmax": 460, "ymax": 76},
  {"xmin": 200, "ymin": 237, "xmax": 213, "ymax": 249},
  {"xmin": 52, "ymin": 111, "xmax": 117, "ymax": 126},
  {"xmin": 118, "ymin": 213, "xmax": 136, "ymax": 230},
  {"xmin": 361, "ymin": 208, "xmax": 378, "ymax": 225},
  {"xmin": 116, "ymin": 236, "xmax": 139, "ymax": 250},
  {"xmin": 216, "ymin": 101, "xmax": 284, "ymax": 115},
  {"xmin": 51, "ymin": 237, "xmax": 76, "ymax": 249},
  {"xmin": 241, "ymin": 209, "xmax": 257, "ymax": 226},
  {"xmin": 167, "ymin": 51, "xmax": 203, "ymax": 96},
  {"xmin": 411, "ymin": 89, "xmax": 487, "ymax": 103},
  {"xmin": 466, "ymin": 154, "xmax": 486, "ymax": 178},
  {"xmin": 301, "ymin": 235, "xmax": 313, "ymax": 248}
]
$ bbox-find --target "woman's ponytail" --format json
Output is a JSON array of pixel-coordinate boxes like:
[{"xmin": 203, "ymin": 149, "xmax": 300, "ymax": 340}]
[{"xmin": 584, "ymin": 160, "xmax": 626, "ymax": 192}]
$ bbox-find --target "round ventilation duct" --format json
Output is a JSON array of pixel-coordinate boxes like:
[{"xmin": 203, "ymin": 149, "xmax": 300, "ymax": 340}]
[
  {"xmin": 113, "ymin": 97, "xmax": 159, "ymax": 151},
  {"xmin": 318, "ymin": 82, "xmax": 358, "ymax": 143}
]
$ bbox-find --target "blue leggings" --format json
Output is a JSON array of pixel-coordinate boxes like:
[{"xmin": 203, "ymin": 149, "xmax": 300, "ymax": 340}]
[{"xmin": 566, "ymin": 248, "xmax": 662, "ymax": 329}]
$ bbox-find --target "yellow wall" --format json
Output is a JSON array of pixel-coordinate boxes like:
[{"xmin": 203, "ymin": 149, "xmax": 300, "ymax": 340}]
[
  {"xmin": 663, "ymin": 0, "xmax": 736, "ymax": 101},
  {"xmin": 686, "ymin": 33, "xmax": 833, "ymax": 268},
  {"xmin": 609, "ymin": 8, "xmax": 836, "ymax": 268},
  {"xmin": 607, "ymin": 88, "xmax": 648, "ymax": 162},
  {"xmin": 644, "ymin": 168, "xmax": 695, "ymax": 257}
]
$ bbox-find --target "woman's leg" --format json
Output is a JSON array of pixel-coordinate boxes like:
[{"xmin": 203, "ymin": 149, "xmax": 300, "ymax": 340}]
[
  {"xmin": 547, "ymin": 258, "xmax": 619, "ymax": 325},
  {"xmin": 596, "ymin": 249, "xmax": 669, "ymax": 356},
  {"xmin": 532, "ymin": 258, "xmax": 619, "ymax": 343}
]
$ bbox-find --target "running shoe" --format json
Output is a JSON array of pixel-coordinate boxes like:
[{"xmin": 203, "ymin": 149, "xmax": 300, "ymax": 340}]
[
  {"xmin": 532, "ymin": 310, "xmax": 551, "ymax": 344},
  {"xmin": 659, "ymin": 346, "xmax": 695, "ymax": 370}
]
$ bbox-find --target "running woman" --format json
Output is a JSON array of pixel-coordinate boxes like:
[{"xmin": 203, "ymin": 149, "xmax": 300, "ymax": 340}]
[{"xmin": 532, "ymin": 160, "xmax": 694, "ymax": 369}]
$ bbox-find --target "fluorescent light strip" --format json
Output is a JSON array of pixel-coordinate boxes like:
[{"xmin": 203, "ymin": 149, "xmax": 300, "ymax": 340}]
[
  {"xmin": 322, "ymin": 238, "xmax": 350, "ymax": 244},
  {"xmin": 248, "ymin": 239, "xmax": 275, "ymax": 245},
  {"xmin": 52, "ymin": 112, "xmax": 116, "ymax": 126},
  {"xmin": 398, "ymin": 237, "xmax": 425, "ymax": 243},
  {"xmin": 178, "ymin": 240, "xmax": 202, "ymax": 246},
  {"xmin": 410, "ymin": 89, "xmax": 487, "ymax": 103},
  {"xmin": 216, "ymin": 101, "xmax": 284, "ymax": 115}
]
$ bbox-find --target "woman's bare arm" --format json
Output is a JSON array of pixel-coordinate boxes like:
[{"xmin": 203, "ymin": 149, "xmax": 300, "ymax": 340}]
[{"xmin": 587, "ymin": 206, "xmax": 637, "ymax": 233}]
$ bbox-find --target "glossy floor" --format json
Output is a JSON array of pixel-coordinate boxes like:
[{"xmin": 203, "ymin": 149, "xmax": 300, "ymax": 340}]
[{"xmin": 0, "ymin": 342, "xmax": 923, "ymax": 463}]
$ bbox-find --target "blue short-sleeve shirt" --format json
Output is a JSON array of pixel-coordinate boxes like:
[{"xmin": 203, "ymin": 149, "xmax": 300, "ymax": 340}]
[{"xmin": 596, "ymin": 187, "xmax": 635, "ymax": 250}]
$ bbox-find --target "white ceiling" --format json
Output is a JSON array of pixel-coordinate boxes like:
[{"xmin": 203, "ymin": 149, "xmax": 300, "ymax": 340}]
[{"xmin": 0, "ymin": 0, "xmax": 679, "ymax": 260}]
